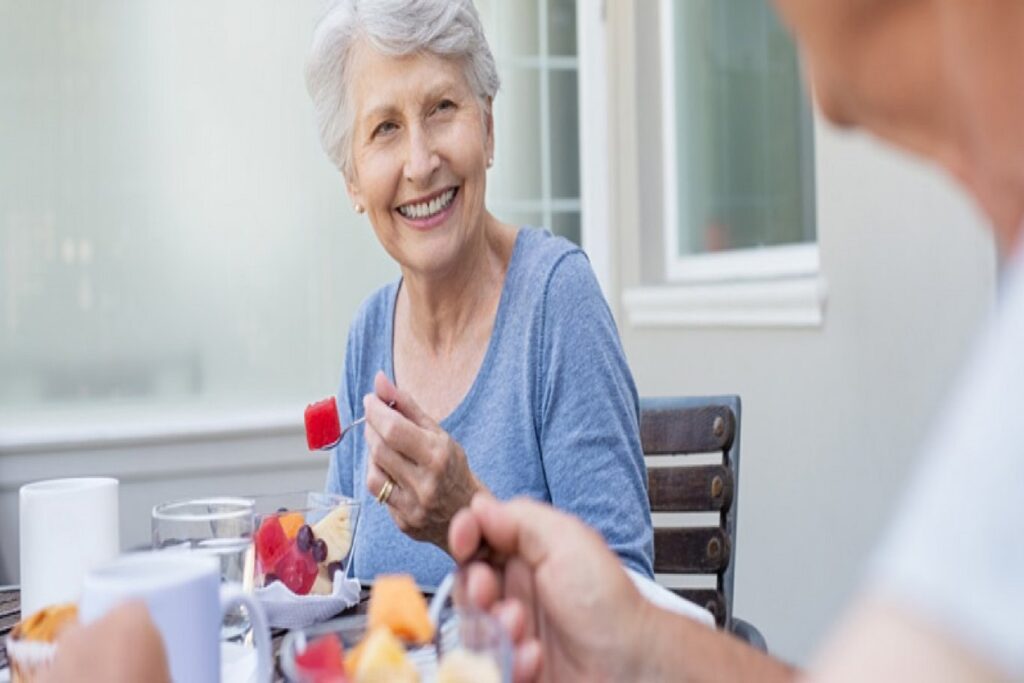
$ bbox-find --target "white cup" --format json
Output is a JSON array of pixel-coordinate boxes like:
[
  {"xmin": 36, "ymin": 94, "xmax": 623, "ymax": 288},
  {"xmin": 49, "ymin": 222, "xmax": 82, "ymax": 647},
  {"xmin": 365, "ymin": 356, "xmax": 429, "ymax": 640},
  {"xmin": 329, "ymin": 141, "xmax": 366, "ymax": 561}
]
[
  {"xmin": 19, "ymin": 477, "xmax": 120, "ymax": 616},
  {"xmin": 81, "ymin": 551, "xmax": 272, "ymax": 683}
]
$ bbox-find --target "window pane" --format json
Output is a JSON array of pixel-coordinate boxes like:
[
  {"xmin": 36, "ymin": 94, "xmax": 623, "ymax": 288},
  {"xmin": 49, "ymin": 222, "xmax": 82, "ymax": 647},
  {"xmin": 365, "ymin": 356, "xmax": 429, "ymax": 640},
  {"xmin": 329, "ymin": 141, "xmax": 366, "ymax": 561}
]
[
  {"xmin": 500, "ymin": 211, "xmax": 545, "ymax": 230},
  {"xmin": 671, "ymin": 0, "xmax": 815, "ymax": 256},
  {"xmin": 551, "ymin": 211, "xmax": 581, "ymax": 245},
  {"xmin": 490, "ymin": 67, "xmax": 543, "ymax": 202},
  {"xmin": 548, "ymin": 0, "xmax": 577, "ymax": 56},
  {"xmin": 498, "ymin": 0, "xmax": 540, "ymax": 57},
  {"xmin": 549, "ymin": 69, "xmax": 580, "ymax": 200}
]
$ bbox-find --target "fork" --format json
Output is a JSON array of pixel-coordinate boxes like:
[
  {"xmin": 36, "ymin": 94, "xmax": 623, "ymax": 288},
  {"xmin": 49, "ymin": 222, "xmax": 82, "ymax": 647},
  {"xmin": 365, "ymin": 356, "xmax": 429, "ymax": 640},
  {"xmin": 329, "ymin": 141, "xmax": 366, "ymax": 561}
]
[{"xmin": 333, "ymin": 399, "xmax": 396, "ymax": 446}]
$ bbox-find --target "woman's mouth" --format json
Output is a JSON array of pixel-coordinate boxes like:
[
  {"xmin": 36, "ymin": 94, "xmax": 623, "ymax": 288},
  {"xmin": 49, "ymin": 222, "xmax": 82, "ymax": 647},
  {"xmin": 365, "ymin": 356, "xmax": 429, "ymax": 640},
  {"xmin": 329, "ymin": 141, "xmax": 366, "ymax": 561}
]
[{"xmin": 396, "ymin": 187, "xmax": 458, "ymax": 229}]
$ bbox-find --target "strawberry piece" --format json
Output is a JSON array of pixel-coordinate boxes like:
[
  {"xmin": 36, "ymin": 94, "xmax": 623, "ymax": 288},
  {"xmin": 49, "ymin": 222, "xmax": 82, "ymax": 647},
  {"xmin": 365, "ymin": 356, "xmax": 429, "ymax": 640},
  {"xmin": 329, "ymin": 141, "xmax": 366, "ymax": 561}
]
[
  {"xmin": 295, "ymin": 633, "xmax": 348, "ymax": 683},
  {"xmin": 275, "ymin": 544, "xmax": 319, "ymax": 595},
  {"xmin": 305, "ymin": 397, "xmax": 342, "ymax": 450},
  {"xmin": 255, "ymin": 516, "xmax": 289, "ymax": 571}
]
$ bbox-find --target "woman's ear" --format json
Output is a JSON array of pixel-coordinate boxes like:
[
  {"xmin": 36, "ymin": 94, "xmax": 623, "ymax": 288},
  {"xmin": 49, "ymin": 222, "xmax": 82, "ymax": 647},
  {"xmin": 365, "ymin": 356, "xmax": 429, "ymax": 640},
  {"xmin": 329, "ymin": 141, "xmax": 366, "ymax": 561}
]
[
  {"xmin": 484, "ymin": 96, "xmax": 495, "ymax": 165},
  {"xmin": 345, "ymin": 172, "xmax": 366, "ymax": 214}
]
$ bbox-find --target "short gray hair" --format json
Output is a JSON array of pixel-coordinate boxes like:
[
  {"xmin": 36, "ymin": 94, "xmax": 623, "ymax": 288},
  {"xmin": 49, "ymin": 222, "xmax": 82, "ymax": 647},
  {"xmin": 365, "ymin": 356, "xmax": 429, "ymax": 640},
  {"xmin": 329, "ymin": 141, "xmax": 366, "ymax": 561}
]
[{"xmin": 305, "ymin": 0, "xmax": 500, "ymax": 178}]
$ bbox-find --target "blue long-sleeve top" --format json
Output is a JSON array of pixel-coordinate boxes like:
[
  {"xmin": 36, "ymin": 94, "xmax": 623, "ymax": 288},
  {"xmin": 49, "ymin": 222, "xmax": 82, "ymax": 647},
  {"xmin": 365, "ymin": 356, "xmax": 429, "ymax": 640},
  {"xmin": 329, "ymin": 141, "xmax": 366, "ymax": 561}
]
[{"xmin": 327, "ymin": 227, "xmax": 654, "ymax": 586}]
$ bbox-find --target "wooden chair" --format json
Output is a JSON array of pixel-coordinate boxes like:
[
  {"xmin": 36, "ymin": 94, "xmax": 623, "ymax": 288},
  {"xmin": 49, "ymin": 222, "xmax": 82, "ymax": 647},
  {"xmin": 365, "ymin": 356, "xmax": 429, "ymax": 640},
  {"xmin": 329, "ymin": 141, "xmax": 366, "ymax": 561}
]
[{"xmin": 641, "ymin": 396, "xmax": 767, "ymax": 650}]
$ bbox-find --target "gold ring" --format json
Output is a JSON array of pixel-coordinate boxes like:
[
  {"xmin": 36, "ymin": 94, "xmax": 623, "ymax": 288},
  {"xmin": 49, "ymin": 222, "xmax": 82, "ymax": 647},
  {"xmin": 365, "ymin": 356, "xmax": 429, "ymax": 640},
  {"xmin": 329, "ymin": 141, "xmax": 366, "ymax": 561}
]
[{"xmin": 376, "ymin": 479, "xmax": 395, "ymax": 505}]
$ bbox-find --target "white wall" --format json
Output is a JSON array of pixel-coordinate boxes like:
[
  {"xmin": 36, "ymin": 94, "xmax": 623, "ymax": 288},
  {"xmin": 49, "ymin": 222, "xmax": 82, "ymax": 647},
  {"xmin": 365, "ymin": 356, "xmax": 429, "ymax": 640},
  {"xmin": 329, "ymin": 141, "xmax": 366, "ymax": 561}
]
[
  {"xmin": 608, "ymin": 0, "xmax": 996, "ymax": 665},
  {"xmin": 0, "ymin": 426, "xmax": 323, "ymax": 583}
]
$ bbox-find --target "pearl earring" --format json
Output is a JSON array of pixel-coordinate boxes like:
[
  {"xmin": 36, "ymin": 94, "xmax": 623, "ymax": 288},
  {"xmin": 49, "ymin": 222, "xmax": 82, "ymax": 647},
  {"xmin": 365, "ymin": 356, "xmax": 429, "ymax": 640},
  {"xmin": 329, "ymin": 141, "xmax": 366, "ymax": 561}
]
[
  {"xmin": 487, "ymin": 157, "xmax": 494, "ymax": 168},
  {"xmin": 354, "ymin": 203, "xmax": 364, "ymax": 214}
]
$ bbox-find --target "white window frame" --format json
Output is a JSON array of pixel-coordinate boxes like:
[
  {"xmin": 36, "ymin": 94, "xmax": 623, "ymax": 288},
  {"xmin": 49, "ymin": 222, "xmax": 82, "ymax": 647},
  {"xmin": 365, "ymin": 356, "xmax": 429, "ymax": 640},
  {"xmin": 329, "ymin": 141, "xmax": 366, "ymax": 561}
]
[
  {"xmin": 577, "ymin": 0, "xmax": 611, "ymax": 299},
  {"xmin": 621, "ymin": 0, "xmax": 826, "ymax": 329}
]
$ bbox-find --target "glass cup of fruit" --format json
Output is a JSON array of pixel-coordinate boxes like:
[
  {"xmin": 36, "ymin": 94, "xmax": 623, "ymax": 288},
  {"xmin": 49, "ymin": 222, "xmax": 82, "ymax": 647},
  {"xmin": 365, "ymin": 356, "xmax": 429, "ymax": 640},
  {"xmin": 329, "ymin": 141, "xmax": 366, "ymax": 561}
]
[
  {"xmin": 280, "ymin": 610, "xmax": 511, "ymax": 682},
  {"xmin": 280, "ymin": 573, "xmax": 511, "ymax": 682},
  {"xmin": 250, "ymin": 491, "xmax": 360, "ymax": 597}
]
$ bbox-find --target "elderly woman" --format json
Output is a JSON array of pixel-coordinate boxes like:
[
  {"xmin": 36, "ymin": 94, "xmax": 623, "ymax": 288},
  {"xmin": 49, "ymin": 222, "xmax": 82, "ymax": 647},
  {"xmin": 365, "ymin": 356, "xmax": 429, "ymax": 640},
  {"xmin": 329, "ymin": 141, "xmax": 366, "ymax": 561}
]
[{"xmin": 305, "ymin": 0, "xmax": 652, "ymax": 587}]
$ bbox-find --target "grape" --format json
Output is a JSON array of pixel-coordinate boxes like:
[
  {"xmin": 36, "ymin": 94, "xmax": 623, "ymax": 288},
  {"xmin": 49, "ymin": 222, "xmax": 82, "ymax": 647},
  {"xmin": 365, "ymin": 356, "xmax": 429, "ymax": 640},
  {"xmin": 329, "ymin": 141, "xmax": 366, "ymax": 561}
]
[
  {"xmin": 265, "ymin": 573, "xmax": 279, "ymax": 585},
  {"xmin": 297, "ymin": 524, "xmax": 314, "ymax": 552},
  {"xmin": 312, "ymin": 538, "xmax": 328, "ymax": 563},
  {"xmin": 326, "ymin": 561, "xmax": 343, "ymax": 578}
]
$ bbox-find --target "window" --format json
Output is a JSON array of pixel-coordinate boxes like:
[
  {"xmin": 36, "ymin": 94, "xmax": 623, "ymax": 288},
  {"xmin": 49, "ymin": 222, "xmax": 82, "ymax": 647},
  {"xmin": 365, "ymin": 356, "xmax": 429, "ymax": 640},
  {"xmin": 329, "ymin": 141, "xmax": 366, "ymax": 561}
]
[
  {"xmin": 623, "ymin": 0, "xmax": 824, "ymax": 329},
  {"xmin": 662, "ymin": 0, "xmax": 816, "ymax": 283},
  {"xmin": 0, "ymin": 1, "xmax": 582, "ymax": 435},
  {"xmin": 477, "ymin": 0, "xmax": 582, "ymax": 245}
]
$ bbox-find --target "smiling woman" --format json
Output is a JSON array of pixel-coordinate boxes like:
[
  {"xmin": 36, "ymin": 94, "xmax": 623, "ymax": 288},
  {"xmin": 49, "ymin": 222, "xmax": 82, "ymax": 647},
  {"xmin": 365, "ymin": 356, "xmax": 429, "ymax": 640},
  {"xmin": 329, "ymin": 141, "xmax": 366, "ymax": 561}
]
[{"xmin": 305, "ymin": 0, "xmax": 654, "ymax": 586}]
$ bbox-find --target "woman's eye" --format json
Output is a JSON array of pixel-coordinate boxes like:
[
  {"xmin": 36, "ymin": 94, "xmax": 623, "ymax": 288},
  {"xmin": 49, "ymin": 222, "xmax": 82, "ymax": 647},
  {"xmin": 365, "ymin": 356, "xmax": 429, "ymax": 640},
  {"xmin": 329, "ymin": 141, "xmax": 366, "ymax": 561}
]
[
  {"xmin": 434, "ymin": 99, "xmax": 456, "ymax": 114},
  {"xmin": 373, "ymin": 121, "xmax": 397, "ymax": 138}
]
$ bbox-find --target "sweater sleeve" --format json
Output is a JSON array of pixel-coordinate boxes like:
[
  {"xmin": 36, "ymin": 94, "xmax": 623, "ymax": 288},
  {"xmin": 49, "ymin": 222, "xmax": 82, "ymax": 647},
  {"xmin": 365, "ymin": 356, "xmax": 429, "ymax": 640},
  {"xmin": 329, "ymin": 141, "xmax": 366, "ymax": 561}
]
[{"xmin": 537, "ymin": 251, "xmax": 655, "ymax": 577}]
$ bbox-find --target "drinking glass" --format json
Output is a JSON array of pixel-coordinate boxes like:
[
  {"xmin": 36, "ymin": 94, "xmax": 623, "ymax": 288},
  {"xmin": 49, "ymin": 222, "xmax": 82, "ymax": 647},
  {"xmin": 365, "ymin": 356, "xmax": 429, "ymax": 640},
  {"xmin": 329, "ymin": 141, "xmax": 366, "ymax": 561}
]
[{"xmin": 151, "ymin": 496, "xmax": 255, "ymax": 640}]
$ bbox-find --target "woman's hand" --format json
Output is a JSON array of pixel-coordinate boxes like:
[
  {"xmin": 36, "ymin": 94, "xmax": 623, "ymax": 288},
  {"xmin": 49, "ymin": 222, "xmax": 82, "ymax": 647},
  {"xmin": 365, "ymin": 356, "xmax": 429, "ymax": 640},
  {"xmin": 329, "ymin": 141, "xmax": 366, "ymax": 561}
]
[{"xmin": 363, "ymin": 370, "xmax": 486, "ymax": 551}]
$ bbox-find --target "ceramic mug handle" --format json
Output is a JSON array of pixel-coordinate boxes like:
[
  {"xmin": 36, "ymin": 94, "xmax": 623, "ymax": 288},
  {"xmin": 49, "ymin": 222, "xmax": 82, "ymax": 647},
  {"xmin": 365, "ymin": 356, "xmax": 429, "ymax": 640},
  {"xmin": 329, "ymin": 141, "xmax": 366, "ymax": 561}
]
[{"xmin": 220, "ymin": 584, "xmax": 272, "ymax": 683}]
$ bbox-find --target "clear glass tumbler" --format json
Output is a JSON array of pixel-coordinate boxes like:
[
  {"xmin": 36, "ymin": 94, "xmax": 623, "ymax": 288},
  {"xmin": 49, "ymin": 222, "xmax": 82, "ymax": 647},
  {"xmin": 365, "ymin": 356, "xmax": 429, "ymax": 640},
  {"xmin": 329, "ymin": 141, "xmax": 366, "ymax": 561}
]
[{"xmin": 151, "ymin": 496, "xmax": 255, "ymax": 641}]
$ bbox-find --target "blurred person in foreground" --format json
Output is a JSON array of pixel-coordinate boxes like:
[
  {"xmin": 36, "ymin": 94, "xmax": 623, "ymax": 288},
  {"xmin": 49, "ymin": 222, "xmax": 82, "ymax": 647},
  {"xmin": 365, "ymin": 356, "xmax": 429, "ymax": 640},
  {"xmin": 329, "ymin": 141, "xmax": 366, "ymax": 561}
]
[{"xmin": 449, "ymin": 0, "xmax": 1024, "ymax": 681}]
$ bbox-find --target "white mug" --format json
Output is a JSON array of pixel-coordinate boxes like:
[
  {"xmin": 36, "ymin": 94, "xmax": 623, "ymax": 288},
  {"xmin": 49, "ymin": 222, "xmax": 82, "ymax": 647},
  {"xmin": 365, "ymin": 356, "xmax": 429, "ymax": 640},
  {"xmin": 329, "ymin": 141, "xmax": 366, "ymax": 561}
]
[
  {"xmin": 19, "ymin": 477, "xmax": 120, "ymax": 616},
  {"xmin": 81, "ymin": 551, "xmax": 272, "ymax": 683}
]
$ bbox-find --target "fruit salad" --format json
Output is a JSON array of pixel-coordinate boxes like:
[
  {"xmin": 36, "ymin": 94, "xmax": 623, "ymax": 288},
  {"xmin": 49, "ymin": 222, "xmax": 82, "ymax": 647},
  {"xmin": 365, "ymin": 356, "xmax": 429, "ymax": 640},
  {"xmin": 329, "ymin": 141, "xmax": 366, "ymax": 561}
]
[
  {"xmin": 286, "ymin": 574, "xmax": 504, "ymax": 683},
  {"xmin": 253, "ymin": 496, "xmax": 357, "ymax": 596}
]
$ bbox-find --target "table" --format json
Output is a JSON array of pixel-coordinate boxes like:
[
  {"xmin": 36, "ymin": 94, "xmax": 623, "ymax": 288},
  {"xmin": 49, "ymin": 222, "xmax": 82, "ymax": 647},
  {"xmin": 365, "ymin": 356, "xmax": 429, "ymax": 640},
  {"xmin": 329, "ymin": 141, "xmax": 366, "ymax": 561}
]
[
  {"xmin": 0, "ymin": 587, "xmax": 17, "ymax": 672},
  {"xmin": 0, "ymin": 585, "xmax": 374, "ymax": 681}
]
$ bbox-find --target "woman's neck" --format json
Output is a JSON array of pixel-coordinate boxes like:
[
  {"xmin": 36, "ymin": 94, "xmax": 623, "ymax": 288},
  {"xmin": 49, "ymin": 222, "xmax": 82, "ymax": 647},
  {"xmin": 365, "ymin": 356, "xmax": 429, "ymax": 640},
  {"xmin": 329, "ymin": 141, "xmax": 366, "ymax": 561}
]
[{"xmin": 398, "ymin": 215, "xmax": 518, "ymax": 355}]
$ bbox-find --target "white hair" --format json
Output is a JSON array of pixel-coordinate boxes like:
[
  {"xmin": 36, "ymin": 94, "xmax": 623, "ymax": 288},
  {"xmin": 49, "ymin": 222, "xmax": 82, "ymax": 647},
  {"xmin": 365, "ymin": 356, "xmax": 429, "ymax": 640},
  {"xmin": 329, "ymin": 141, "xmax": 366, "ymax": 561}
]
[{"xmin": 305, "ymin": 0, "xmax": 500, "ymax": 178}]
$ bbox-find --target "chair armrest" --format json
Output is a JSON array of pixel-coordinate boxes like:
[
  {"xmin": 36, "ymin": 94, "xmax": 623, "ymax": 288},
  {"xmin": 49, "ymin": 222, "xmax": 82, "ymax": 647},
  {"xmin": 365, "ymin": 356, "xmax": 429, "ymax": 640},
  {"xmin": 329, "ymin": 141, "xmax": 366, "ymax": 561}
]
[{"xmin": 730, "ymin": 617, "xmax": 768, "ymax": 652}]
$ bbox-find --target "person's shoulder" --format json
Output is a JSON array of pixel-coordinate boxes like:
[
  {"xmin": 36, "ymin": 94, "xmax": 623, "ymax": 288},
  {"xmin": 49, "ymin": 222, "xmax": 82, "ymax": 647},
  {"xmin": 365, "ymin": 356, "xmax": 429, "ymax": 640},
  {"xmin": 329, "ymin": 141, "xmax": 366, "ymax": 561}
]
[{"xmin": 513, "ymin": 227, "xmax": 596, "ymax": 295}]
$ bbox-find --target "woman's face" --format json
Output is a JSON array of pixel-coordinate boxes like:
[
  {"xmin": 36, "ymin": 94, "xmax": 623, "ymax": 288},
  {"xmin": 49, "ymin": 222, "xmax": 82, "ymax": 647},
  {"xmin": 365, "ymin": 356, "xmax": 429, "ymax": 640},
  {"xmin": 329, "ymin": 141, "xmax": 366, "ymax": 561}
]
[{"xmin": 345, "ymin": 42, "xmax": 494, "ymax": 278}]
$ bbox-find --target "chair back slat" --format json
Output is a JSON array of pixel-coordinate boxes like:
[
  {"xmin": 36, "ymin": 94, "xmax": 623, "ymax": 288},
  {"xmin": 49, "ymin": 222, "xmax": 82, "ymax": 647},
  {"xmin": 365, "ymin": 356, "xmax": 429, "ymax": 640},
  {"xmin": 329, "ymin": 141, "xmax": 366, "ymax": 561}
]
[
  {"xmin": 641, "ymin": 396, "xmax": 742, "ymax": 630},
  {"xmin": 670, "ymin": 588, "xmax": 726, "ymax": 627},
  {"xmin": 652, "ymin": 527, "xmax": 731, "ymax": 573},
  {"xmin": 640, "ymin": 405, "xmax": 735, "ymax": 455},
  {"xmin": 648, "ymin": 464, "xmax": 734, "ymax": 512}
]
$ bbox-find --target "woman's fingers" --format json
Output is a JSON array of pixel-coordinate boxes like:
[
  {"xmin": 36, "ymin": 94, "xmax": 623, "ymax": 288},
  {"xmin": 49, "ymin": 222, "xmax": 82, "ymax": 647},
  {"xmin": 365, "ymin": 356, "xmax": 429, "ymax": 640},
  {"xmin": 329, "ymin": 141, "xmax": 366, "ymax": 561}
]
[
  {"xmin": 363, "ymin": 392, "xmax": 435, "ymax": 467},
  {"xmin": 373, "ymin": 370, "xmax": 436, "ymax": 430},
  {"xmin": 365, "ymin": 458, "xmax": 407, "ymax": 509},
  {"xmin": 365, "ymin": 421, "xmax": 418, "ymax": 484}
]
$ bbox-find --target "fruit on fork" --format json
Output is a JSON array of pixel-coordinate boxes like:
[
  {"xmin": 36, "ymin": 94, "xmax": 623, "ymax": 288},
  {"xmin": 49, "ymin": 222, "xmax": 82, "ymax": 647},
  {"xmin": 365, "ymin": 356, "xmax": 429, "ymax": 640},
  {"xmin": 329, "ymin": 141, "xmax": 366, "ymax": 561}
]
[
  {"xmin": 304, "ymin": 396, "xmax": 398, "ymax": 451},
  {"xmin": 305, "ymin": 397, "xmax": 342, "ymax": 450}
]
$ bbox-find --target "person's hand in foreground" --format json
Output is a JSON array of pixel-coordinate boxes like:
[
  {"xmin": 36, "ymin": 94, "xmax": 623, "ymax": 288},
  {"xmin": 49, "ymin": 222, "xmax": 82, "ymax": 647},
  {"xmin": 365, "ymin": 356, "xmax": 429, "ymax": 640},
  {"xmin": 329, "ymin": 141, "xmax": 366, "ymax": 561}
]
[
  {"xmin": 449, "ymin": 494, "xmax": 655, "ymax": 681},
  {"xmin": 364, "ymin": 370, "xmax": 487, "ymax": 551},
  {"xmin": 450, "ymin": 494, "xmax": 797, "ymax": 683},
  {"xmin": 41, "ymin": 601, "xmax": 171, "ymax": 683}
]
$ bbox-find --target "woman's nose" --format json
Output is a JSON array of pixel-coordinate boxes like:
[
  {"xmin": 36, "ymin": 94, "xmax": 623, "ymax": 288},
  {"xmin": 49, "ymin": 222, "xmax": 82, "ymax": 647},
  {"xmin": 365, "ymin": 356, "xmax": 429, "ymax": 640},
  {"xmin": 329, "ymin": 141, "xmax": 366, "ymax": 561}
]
[{"xmin": 403, "ymin": 127, "xmax": 440, "ymax": 185}]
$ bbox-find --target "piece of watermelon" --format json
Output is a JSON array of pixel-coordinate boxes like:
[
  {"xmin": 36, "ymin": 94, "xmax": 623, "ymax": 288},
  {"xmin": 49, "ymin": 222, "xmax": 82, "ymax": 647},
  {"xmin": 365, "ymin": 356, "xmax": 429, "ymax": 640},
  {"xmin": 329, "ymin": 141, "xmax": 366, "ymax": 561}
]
[
  {"xmin": 275, "ymin": 544, "xmax": 319, "ymax": 596},
  {"xmin": 305, "ymin": 397, "xmax": 342, "ymax": 450},
  {"xmin": 254, "ymin": 516, "xmax": 290, "ymax": 571},
  {"xmin": 295, "ymin": 633, "xmax": 347, "ymax": 683}
]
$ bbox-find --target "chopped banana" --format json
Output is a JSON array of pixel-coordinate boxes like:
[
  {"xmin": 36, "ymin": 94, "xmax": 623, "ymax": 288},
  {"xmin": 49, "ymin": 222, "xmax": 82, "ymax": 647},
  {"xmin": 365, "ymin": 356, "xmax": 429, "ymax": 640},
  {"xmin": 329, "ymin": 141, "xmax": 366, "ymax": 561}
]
[{"xmin": 312, "ymin": 504, "xmax": 352, "ymax": 564}]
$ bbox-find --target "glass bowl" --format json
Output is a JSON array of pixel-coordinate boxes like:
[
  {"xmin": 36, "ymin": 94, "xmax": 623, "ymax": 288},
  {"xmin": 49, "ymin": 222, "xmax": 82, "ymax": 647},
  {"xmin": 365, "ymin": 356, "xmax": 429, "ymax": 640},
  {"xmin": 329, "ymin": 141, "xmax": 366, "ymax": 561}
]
[
  {"xmin": 279, "ymin": 608, "xmax": 511, "ymax": 682},
  {"xmin": 249, "ymin": 491, "xmax": 360, "ymax": 596}
]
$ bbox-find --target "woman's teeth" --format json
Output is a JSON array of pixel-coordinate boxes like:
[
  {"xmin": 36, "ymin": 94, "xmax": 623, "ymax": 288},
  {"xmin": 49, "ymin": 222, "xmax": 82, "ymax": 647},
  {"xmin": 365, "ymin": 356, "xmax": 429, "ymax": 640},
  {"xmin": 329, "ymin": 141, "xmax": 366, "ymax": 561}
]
[{"xmin": 398, "ymin": 188, "xmax": 456, "ymax": 220}]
